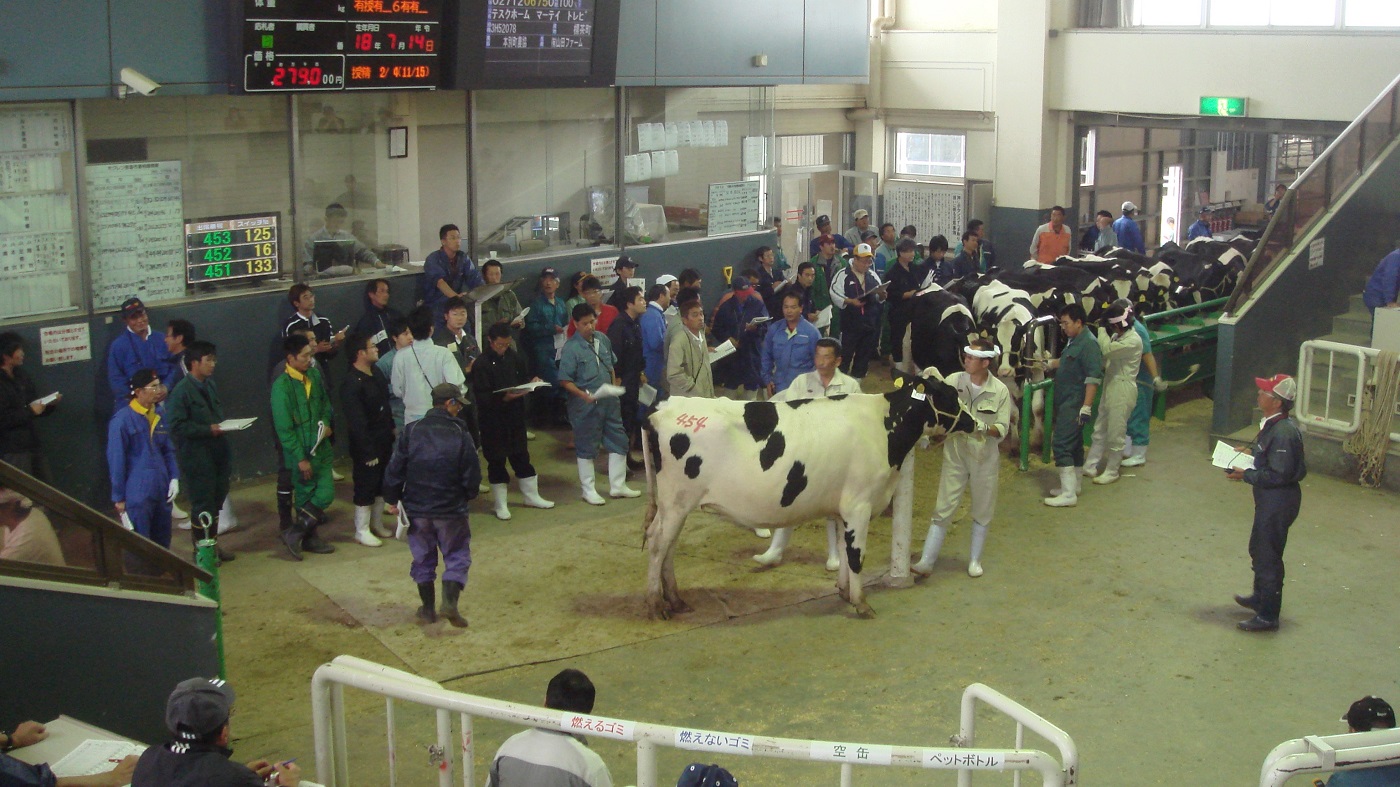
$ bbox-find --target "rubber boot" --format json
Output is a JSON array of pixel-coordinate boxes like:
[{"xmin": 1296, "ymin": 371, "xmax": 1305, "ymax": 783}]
[
  {"xmin": 968, "ymin": 522, "xmax": 989, "ymax": 577},
  {"xmin": 278, "ymin": 490, "xmax": 294, "ymax": 533},
  {"xmin": 824, "ymin": 518, "xmax": 841, "ymax": 571},
  {"xmin": 1239, "ymin": 590, "xmax": 1281, "ymax": 631},
  {"xmin": 518, "ymin": 476, "xmax": 555, "ymax": 509},
  {"xmin": 281, "ymin": 517, "xmax": 306, "ymax": 561},
  {"xmin": 353, "ymin": 505, "xmax": 383, "ymax": 546},
  {"xmin": 171, "ymin": 500, "xmax": 191, "ymax": 523},
  {"xmin": 415, "ymin": 582, "xmax": 437, "ymax": 624},
  {"xmin": 1083, "ymin": 439, "xmax": 1104, "ymax": 477},
  {"xmin": 1121, "ymin": 445, "xmax": 1148, "ymax": 467},
  {"xmin": 490, "ymin": 483, "xmax": 512, "ymax": 521},
  {"xmin": 439, "ymin": 580, "xmax": 468, "ymax": 628},
  {"xmin": 578, "ymin": 459, "xmax": 605, "ymax": 505},
  {"xmin": 217, "ymin": 498, "xmax": 239, "ymax": 534},
  {"xmin": 1093, "ymin": 453, "xmax": 1123, "ymax": 485},
  {"xmin": 369, "ymin": 496, "xmax": 394, "ymax": 538},
  {"xmin": 752, "ymin": 527, "xmax": 792, "ymax": 566},
  {"xmin": 1044, "ymin": 466, "xmax": 1079, "ymax": 507},
  {"xmin": 607, "ymin": 453, "xmax": 640, "ymax": 498},
  {"xmin": 300, "ymin": 505, "xmax": 335, "ymax": 554},
  {"xmin": 911, "ymin": 522, "xmax": 947, "ymax": 576}
]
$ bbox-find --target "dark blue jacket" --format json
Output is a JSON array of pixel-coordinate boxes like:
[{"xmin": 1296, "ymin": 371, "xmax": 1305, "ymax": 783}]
[
  {"xmin": 107, "ymin": 328, "xmax": 172, "ymax": 403},
  {"xmin": 1363, "ymin": 248, "xmax": 1400, "ymax": 312},
  {"xmin": 107, "ymin": 402, "xmax": 179, "ymax": 505},
  {"xmin": 383, "ymin": 407, "xmax": 481, "ymax": 517},
  {"xmin": 639, "ymin": 302, "xmax": 668, "ymax": 388},
  {"xmin": 421, "ymin": 248, "xmax": 484, "ymax": 317},
  {"xmin": 1244, "ymin": 414, "xmax": 1306, "ymax": 489},
  {"xmin": 711, "ymin": 293, "xmax": 769, "ymax": 390},
  {"xmin": 935, "ymin": 251, "xmax": 979, "ymax": 285},
  {"xmin": 1112, "ymin": 215, "xmax": 1145, "ymax": 255}
]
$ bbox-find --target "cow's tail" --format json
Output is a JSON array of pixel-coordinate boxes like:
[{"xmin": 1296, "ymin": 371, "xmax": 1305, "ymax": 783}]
[{"xmin": 641, "ymin": 414, "xmax": 660, "ymax": 549}]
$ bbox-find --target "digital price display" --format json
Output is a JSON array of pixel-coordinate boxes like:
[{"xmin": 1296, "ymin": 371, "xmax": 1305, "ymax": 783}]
[
  {"xmin": 240, "ymin": 0, "xmax": 442, "ymax": 92},
  {"xmin": 485, "ymin": 0, "xmax": 595, "ymax": 78},
  {"xmin": 185, "ymin": 213, "xmax": 282, "ymax": 284}
]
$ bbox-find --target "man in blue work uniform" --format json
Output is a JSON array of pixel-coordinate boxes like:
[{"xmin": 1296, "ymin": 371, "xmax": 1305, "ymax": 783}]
[
  {"xmin": 107, "ymin": 369, "xmax": 179, "ymax": 549},
  {"xmin": 1043, "ymin": 304, "xmax": 1102, "ymax": 508},
  {"xmin": 1362, "ymin": 243, "xmax": 1400, "ymax": 341},
  {"xmin": 558, "ymin": 304, "xmax": 637, "ymax": 505},
  {"xmin": 421, "ymin": 223, "xmax": 484, "ymax": 325},
  {"xmin": 1186, "ymin": 206, "xmax": 1213, "ymax": 241},
  {"xmin": 761, "ymin": 291, "xmax": 820, "ymax": 397},
  {"xmin": 808, "ymin": 215, "xmax": 854, "ymax": 257},
  {"xmin": 640, "ymin": 283, "xmax": 671, "ymax": 395},
  {"xmin": 711, "ymin": 274, "xmax": 769, "ymax": 399},
  {"xmin": 1112, "ymin": 202, "xmax": 1146, "ymax": 255},
  {"xmin": 107, "ymin": 298, "xmax": 172, "ymax": 405},
  {"xmin": 1227, "ymin": 373, "xmax": 1306, "ymax": 633}
]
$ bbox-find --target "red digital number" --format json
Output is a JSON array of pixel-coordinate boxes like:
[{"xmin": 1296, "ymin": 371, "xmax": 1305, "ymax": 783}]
[
  {"xmin": 355, "ymin": 32, "xmax": 373, "ymax": 51},
  {"xmin": 271, "ymin": 67, "xmax": 285, "ymax": 87},
  {"xmin": 386, "ymin": 32, "xmax": 398, "ymax": 50}
]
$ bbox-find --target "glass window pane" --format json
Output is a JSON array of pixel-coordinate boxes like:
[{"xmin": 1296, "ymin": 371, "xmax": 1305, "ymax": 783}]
[
  {"xmin": 893, "ymin": 131, "xmax": 965, "ymax": 180},
  {"xmin": 1345, "ymin": 0, "xmax": 1400, "ymax": 26},
  {"xmin": 473, "ymin": 88, "xmax": 616, "ymax": 257},
  {"xmin": 1210, "ymin": 0, "xmax": 1268, "ymax": 26},
  {"xmin": 1270, "ymin": 0, "xmax": 1334, "ymax": 26},
  {"xmin": 1134, "ymin": 0, "xmax": 1202, "ymax": 26}
]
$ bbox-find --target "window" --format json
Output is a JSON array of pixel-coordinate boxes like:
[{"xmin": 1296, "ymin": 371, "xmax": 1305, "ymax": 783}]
[
  {"xmin": 1216, "ymin": 131, "xmax": 1257, "ymax": 171},
  {"xmin": 1346, "ymin": 0, "xmax": 1400, "ymax": 26},
  {"xmin": 1132, "ymin": 0, "xmax": 1201, "ymax": 26},
  {"xmin": 893, "ymin": 131, "xmax": 965, "ymax": 180},
  {"xmin": 1134, "ymin": 0, "xmax": 1391, "ymax": 27},
  {"xmin": 1080, "ymin": 129, "xmax": 1097, "ymax": 187}
]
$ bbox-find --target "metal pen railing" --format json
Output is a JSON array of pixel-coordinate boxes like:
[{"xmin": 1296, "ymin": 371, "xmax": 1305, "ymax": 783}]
[
  {"xmin": 311, "ymin": 656, "xmax": 1077, "ymax": 786},
  {"xmin": 1260, "ymin": 727, "xmax": 1400, "ymax": 786},
  {"xmin": 1295, "ymin": 339, "xmax": 1400, "ymax": 441}
]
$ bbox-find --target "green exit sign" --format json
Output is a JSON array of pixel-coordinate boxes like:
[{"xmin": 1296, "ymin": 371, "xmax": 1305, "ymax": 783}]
[{"xmin": 1200, "ymin": 96, "xmax": 1248, "ymax": 117}]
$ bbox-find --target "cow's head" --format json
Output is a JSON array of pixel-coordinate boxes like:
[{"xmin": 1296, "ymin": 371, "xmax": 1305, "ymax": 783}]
[{"xmin": 885, "ymin": 370, "xmax": 975, "ymax": 465}]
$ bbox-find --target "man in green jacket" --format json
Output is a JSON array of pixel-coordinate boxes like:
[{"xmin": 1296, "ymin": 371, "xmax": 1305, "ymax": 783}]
[
  {"xmin": 271, "ymin": 333, "xmax": 336, "ymax": 560},
  {"xmin": 164, "ymin": 341, "xmax": 235, "ymax": 563}
]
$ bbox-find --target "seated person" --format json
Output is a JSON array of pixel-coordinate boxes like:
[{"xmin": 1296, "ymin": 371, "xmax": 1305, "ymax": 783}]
[
  {"xmin": 487, "ymin": 669, "xmax": 612, "ymax": 787},
  {"xmin": 677, "ymin": 763, "xmax": 738, "ymax": 787},
  {"xmin": 0, "ymin": 720, "xmax": 136, "ymax": 787},
  {"xmin": 302, "ymin": 203, "xmax": 381, "ymax": 277},
  {"xmin": 1328, "ymin": 696, "xmax": 1400, "ymax": 786},
  {"xmin": 132, "ymin": 677, "xmax": 301, "ymax": 787},
  {"xmin": 0, "ymin": 489, "xmax": 63, "ymax": 566}
]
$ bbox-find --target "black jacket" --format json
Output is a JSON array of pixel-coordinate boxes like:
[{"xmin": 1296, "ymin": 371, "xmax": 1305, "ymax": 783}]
[
  {"xmin": 1244, "ymin": 414, "xmax": 1307, "ymax": 488},
  {"xmin": 607, "ymin": 311, "xmax": 644, "ymax": 387},
  {"xmin": 383, "ymin": 407, "xmax": 481, "ymax": 516},
  {"xmin": 340, "ymin": 365, "xmax": 396, "ymax": 463},
  {"xmin": 472, "ymin": 346, "xmax": 531, "ymax": 456},
  {"xmin": 132, "ymin": 741, "xmax": 263, "ymax": 787},
  {"xmin": 885, "ymin": 261, "xmax": 928, "ymax": 322},
  {"xmin": 355, "ymin": 299, "xmax": 404, "ymax": 355},
  {"xmin": 0, "ymin": 366, "xmax": 48, "ymax": 455}
]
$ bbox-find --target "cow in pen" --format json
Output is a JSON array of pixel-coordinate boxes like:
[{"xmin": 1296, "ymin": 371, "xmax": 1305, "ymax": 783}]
[{"xmin": 641, "ymin": 373, "xmax": 975, "ymax": 620}]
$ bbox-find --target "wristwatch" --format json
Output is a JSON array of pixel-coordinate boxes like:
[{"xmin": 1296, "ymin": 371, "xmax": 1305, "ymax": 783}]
[{"xmin": 0, "ymin": 730, "xmax": 14, "ymax": 751}]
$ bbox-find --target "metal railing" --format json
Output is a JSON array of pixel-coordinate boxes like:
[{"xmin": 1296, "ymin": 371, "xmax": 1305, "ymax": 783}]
[
  {"xmin": 1260, "ymin": 727, "xmax": 1400, "ymax": 786},
  {"xmin": 311, "ymin": 657, "xmax": 1077, "ymax": 786},
  {"xmin": 1226, "ymin": 71, "xmax": 1400, "ymax": 316},
  {"xmin": 1295, "ymin": 339, "xmax": 1400, "ymax": 441}
]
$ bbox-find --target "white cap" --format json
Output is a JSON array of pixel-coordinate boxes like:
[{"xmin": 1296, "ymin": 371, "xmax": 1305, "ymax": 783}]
[
  {"xmin": 655, "ymin": 274, "xmax": 678, "ymax": 286},
  {"xmin": 854, "ymin": 243, "xmax": 874, "ymax": 258},
  {"xmin": 1121, "ymin": 201, "xmax": 1138, "ymax": 213},
  {"xmin": 853, "ymin": 208, "xmax": 870, "ymax": 220}
]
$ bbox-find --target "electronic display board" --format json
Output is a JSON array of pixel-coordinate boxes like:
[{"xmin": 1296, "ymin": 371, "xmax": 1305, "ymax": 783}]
[
  {"xmin": 185, "ymin": 213, "xmax": 282, "ymax": 284},
  {"xmin": 448, "ymin": 0, "xmax": 619, "ymax": 89},
  {"xmin": 239, "ymin": 0, "xmax": 443, "ymax": 92}
]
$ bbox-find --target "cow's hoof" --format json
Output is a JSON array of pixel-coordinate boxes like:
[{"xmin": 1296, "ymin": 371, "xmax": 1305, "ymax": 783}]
[
  {"xmin": 669, "ymin": 598, "xmax": 694, "ymax": 615},
  {"xmin": 853, "ymin": 602, "xmax": 876, "ymax": 619},
  {"xmin": 648, "ymin": 604, "xmax": 672, "ymax": 621}
]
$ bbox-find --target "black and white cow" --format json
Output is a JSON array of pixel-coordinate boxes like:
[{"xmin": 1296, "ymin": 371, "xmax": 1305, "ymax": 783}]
[
  {"xmin": 642, "ymin": 374, "xmax": 975, "ymax": 620},
  {"xmin": 1156, "ymin": 239, "xmax": 1251, "ymax": 308},
  {"xmin": 908, "ymin": 286, "xmax": 981, "ymax": 377},
  {"xmin": 970, "ymin": 279, "xmax": 1051, "ymax": 452},
  {"xmin": 994, "ymin": 264, "xmax": 1118, "ymax": 324},
  {"xmin": 1056, "ymin": 253, "xmax": 1175, "ymax": 315}
]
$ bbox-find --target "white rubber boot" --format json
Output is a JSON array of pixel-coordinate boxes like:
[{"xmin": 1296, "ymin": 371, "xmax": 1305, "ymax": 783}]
[
  {"xmin": 607, "ymin": 453, "xmax": 640, "ymax": 498},
  {"xmin": 1121, "ymin": 445, "xmax": 1148, "ymax": 467},
  {"xmin": 752, "ymin": 527, "xmax": 792, "ymax": 566},
  {"xmin": 824, "ymin": 518, "xmax": 841, "ymax": 571},
  {"xmin": 369, "ymin": 496, "xmax": 394, "ymax": 538},
  {"xmin": 911, "ymin": 522, "xmax": 947, "ymax": 576},
  {"xmin": 968, "ymin": 522, "xmax": 989, "ymax": 577},
  {"xmin": 578, "ymin": 459, "xmax": 606, "ymax": 505},
  {"xmin": 353, "ymin": 505, "xmax": 383, "ymax": 546},
  {"xmin": 490, "ymin": 483, "xmax": 512, "ymax": 520},
  {"xmin": 1093, "ymin": 453, "xmax": 1123, "ymax": 485},
  {"xmin": 518, "ymin": 476, "xmax": 555, "ymax": 509},
  {"xmin": 217, "ymin": 497, "xmax": 239, "ymax": 535},
  {"xmin": 171, "ymin": 501, "xmax": 190, "ymax": 523},
  {"xmin": 1083, "ymin": 439, "xmax": 1104, "ymax": 477},
  {"xmin": 1044, "ymin": 466, "xmax": 1079, "ymax": 507}
]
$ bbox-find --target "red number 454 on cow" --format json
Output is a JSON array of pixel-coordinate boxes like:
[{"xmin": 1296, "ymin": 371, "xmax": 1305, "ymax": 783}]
[{"xmin": 674, "ymin": 413, "xmax": 708, "ymax": 433}]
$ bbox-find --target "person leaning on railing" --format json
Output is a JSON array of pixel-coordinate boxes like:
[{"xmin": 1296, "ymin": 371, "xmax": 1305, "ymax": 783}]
[
  {"xmin": 0, "ymin": 721, "xmax": 137, "ymax": 787},
  {"xmin": 487, "ymin": 669, "xmax": 612, "ymax": 787},
  {"xmin": 1362, "ymin": 243, "xmax": 1400, "ymax": 341}
]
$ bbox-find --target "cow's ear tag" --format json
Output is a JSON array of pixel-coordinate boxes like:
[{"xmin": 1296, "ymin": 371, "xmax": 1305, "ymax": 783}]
[
  {"xmin": 911, "ymin": 390, "xmax": 927, "ymax": 401},
  {"xmin": 893, "ymin": 377, "xmax": 905, "ymax": 389}
]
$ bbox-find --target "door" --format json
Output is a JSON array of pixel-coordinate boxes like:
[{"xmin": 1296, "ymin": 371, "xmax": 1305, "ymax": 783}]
[
  {"xmin": 838, "ymin": 170, "xmax": 878, "ymax": 243},
  {"xmin": 1160, "ymin": 164, "xmax": 1183, "ymax": 247},
  {"xmin": 778, "ymin": 173, "xmax": 814, "ymax": 266}
]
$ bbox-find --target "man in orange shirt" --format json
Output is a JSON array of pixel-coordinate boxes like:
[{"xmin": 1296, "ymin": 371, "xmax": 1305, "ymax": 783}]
[{"xmin": 1029, "ymin": 205, "xmax": 1072, "ymax": 264}]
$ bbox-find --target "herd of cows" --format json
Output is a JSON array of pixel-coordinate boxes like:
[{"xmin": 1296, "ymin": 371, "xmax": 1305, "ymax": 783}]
[{"xmin": 639, "ymin": 234, "xmax": 1258, "ymax": 620}]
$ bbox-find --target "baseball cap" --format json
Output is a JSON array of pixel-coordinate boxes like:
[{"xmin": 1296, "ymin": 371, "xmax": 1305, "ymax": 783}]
[
  {"xmin": 1254, "ymin": 373, "xmax": 1297, "ymax": 402},
  {"xmin": 1198, "ymin": 206, "xmax": 1212, "ymax": 214},
  {"xmin": 655, "ymin": 274, "xmax": 678, "ymax": 286},
  {"xmin": 731, "ymin": 277, "xmax": 753, "ymax": 292},
  {"xmin": 853, "ymin": 208, "xmax": 870, "ymax": 220},
  {"xmin": 128, "ymin": 368, "xmax": 160, "ymax": 392},
  {"xmin": 815, "ymin": 214, "xmax": 831, "ymax": 226},
  {"xmin": 817, "ymin": 234, "xmax": 837, "ymax": 247},
  {"xmin": 538, "ymin": 266, "xmax": 559, "ymax": 280},
  {"xmin": 1121, "ymin": 201, "xmax": 1138, "ymax": 213},
  {"xmin": 615, "ymin": 255, "xmax": 637, "ymax": 270},
  {"xmin": 166, "ymin": 677, "xmax": 235, "ymax": 741},
  {"xmin": 854, "ymin": 243, "xmax": 874, "ymax": 258},
  {"xmin": 1343, "ymin": 696, "xmax": 1396, "ymax": 731},
  {"xmin": 676, "ymin": 763, "xmax": 738, "ymax": 787},
  {"xmin": 432, "ymin": 383, "xmax": 464, "ymax": 405},
  {"xmin": 120, "ymin": 297, "xmax": 146, "ymax": 318}
]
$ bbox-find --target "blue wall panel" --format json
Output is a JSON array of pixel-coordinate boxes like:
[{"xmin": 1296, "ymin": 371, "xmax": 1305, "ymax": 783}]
[
  {"xmin": 804, "ymin": 0, "xmax": 869, "ymax": 80},
  {"xmin": 656, "ymin": 0, "xmax": 805, "ymax": 79},
  {"xmin": 0, "ymin": 0, "xmax": 112, "ymax": 100},
  {"xmin": 109, "ymin": 0, "xmax": 231, "ymax": 94}
]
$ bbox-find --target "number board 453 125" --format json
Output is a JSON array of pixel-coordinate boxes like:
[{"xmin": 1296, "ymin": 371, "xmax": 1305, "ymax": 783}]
[{"xmin": 185, "ymin": 213, "xmax": 282, "ymax": 284}]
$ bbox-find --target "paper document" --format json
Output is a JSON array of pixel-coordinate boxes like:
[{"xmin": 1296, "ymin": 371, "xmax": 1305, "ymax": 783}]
[
  {"xmin": 591, "ymin": 383, "xmax": 626, "ymax": 400},
  {"xmin": 216, "ymin": 417, "xmax": 257, "ymax": 431},
  {"xmin": 51, "ymin": 739, "xmax": 146, "ymax": 777},
  {"xmin": 395, "ymin": 507, "xmax": 410, "ymax": 540},
  {"xmin": 517, "ymin": 306, "xmax": 531, "ymax": 321},
  {"xmin": 708, "ymin": 339, "xmax": 738, "ymax": 363},
  {"xmin": 30, "ymin": 392, "xmax": 60, "ymax": 407},
  {"xmin": 813, "ymin": 306, "xmax": 833, "ymax": 331},
  {"xmin": 495, "ymin": 381, "xmax": 552, "ymax": 394},
  {"xmin": 553, "ymin": 332, "xmax": 568, "ymax": 361},
  {"xmin": 861, "ymin": 281, "xmax": 891, "ymax": 300},
  {"xmin": 747, "ymin": 316, "xmax": 772, "ymax": 327},
  {"xmin": 638, "ymin": 384, "xmax": 658, "ymax": 407},
  {"xmin": 1211, "ymin": 440, "xmax": 1253, "ymax": 471},
  {"xmin": 310, "ymin": 420, "xmax": 329, "ymax": 456}
]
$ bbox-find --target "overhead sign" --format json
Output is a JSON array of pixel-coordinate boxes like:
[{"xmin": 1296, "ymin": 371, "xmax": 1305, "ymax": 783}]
[{"xmin": 1199, "ymin": 96, "xmax": 1248, "ymax": 117}]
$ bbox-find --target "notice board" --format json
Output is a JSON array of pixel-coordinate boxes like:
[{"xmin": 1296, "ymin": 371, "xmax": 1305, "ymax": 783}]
[
  {"xmin": 707, "ymin": 180, "xmax": 761, "ymax": 237},
  {"xmin": 86, "ymin": 161, "xmax": 185, "ymax": 309},
  {"xmin": 882, "ymin": 181, "xmax": 965, "ymax": 244}
]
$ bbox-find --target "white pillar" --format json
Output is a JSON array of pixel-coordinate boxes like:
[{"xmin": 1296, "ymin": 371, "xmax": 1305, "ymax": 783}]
[{"xmin": 887, "ymin": 451, "xmax": 915, "ymax": 588}]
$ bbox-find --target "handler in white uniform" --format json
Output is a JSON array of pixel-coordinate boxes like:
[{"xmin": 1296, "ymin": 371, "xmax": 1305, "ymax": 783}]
[
  {"xmin": 912, "ymin": 339, "xmax": 1010, "ymax": 578},
  {"xmin": 753, "ymin": 337, "xmax": 858, "ymax": 571},
  {"xmin": 1082, "ymin": 301, "xmax": 1143, "ymax": 485}
]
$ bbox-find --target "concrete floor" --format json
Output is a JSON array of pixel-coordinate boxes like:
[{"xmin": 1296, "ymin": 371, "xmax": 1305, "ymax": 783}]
[{"xmin": 211, "ymin": 383, "xmax": 1400, "ymax": 786}]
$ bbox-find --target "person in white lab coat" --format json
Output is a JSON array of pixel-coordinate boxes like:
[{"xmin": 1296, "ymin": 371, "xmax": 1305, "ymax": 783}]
[{"xmin": 1083, "ymin": 300, "xmax": 1144, "ymax": 485}]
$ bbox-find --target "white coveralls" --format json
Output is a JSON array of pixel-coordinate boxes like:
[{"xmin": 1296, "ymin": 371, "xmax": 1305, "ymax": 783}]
[
  {"xmin": 1085, "ymin": 326, "xmax": 1143, "ymax": 477},
  {"xmin": 914, "ymin": 371, "xmax": 1011, "ymax": 576}
]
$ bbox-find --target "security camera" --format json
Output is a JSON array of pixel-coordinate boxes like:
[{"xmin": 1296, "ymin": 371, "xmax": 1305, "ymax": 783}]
[{"xmin": 119, "ymin": 68, "xmax": 161, "ymax": 97}]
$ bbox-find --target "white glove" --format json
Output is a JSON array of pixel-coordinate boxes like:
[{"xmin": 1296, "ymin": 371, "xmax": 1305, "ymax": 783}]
[
  {"xmin": 974, "ymin": 420, "xmax": 990, "ymax": 436},
  {"xmin": 167, "ymin": 478, "xmax": 180, "ymax": 503},
  {"xmin": 365, "ymin": 458, "xmax": 380, "ymax": 467},
  {"xmin": 1153, "ymin": 376, "xmax": 1167, "ymax": 392},
  {"xmin": 1076, "ymin": 404, "xmax": 1093, "ymax": 426},
  {"xmin": 120, "ymin": 512, "xmax": 135, "ymax": 531}
]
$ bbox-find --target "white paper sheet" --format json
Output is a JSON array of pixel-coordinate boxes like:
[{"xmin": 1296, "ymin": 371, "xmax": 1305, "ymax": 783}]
[
  {"xmin": 747, "ymin": 315, "xmax": 772, "ymax": 327},
  {"xmin": 553, "ymin": 331, "xmax": 568, "ymax": 361},
  {"xmin": 665, "ymin": 149, "xmax": 679, "ymax": 176},
  {"xmin": 517, "ymin": 306, "xmax": 530, "ymax": 320},
  {"xmin": 51, "ymin": 739, "xmax": 146, "ymax": 777},
  {"xmin": 813, "ymin": 305, "xmax": 833, "ymax": 330},
  {"xmin": 310, "ymin": 420, "xmax": 329, "ymax": 456},
  {"xmin": 31, "ymin": 391, "xmax": 60, "ymax": 407},
  {"xmin": 1211, "ymin": 440, "xmax": 1253, "ymax": 471},
  {"xmin": 623, "ymin": 154, "xmax": 640, "ymax": 184},
  {"xmin": 715, "ymin": 119, "xmax": 729, "ymax": 147},
  {"xmin": 216, "ymin": 417, "xmax": 258, "ymax": 431},
  {"xmin": 591, "ymin": 383, "xmax": 626, "ymax": 400},
  {"xmin": 664, "ymin": 122, "xmax": 679, "ymax": 148},
  {"xmin": 639, "ymin": 383, "xmax": 658, "ymax": 407},
  {"xmin": 708, "ymin": 339, "xmax": 737, "ymax": 363},
  {"xmin": 651, "ymin": 151, "xmax": 667, "ymax": 178},
  {"xmin": 495, "ymin": 380, "xmax": 552, "ymax": 394}
]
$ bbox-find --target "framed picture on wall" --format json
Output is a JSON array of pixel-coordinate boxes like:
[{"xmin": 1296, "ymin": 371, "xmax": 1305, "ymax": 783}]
[{"xmin": 388, "ymin": 126, "xmax": 408, "ymax": 159}]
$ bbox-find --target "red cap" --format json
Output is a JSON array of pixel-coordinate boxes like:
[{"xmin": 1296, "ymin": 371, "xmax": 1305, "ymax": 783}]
[
  {"xmin": 817, "ymin": 234, "xmax": 837, "ymax": 247},
  {"xmin": 1254, "ymin": 373, "xmax": 1297, "ymax": 401}
]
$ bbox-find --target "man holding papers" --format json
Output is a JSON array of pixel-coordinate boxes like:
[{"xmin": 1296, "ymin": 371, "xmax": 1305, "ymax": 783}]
[
  {"xmin": 830, "ymin": 243, "xmax": 886, "ymax": 380},
  {"xmin": 271, "ymin": 334, "xmax": 336, "ymax": 560},
  {"xmin": 711, "ymin": 274, "xmax": 769, "ymax": 400},
  {"xmin": 0, "ymin": 332, "xmax": 58, "ymax": 478},
  {"xmin": 1226, "ymin": 373, "xmax": 1307, "ymax": 633},
  {"xmin": 165, "ymin": 341, "xmax": 237, "ymax": 563},
  {"xmin": 472, "ymin": 323, "xmax": 554, "ymax": 520},
  {"xmin": 665, "ymin": 300, "xmax": 715, "ymax": 399},
  {"xmin": 559, "ymin": 305, "xmax": 638, "ymax": 505}
]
